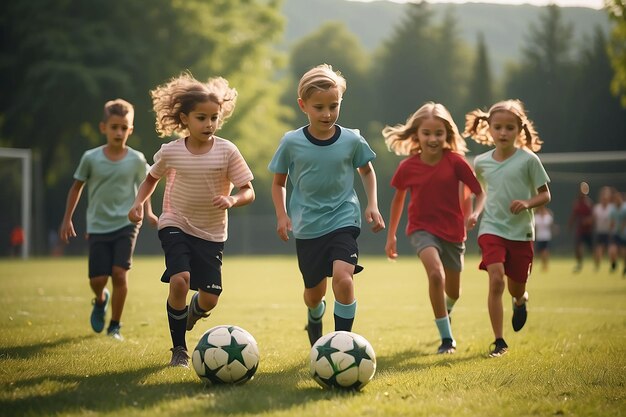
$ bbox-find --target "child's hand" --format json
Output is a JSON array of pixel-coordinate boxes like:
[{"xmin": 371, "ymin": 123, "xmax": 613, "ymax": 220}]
[
  {"xmin": 385, "ymin": 236, "xmax": 398, "ymax": 260},
  {"xmin": 510, "ymin": 199, "xmax": 530, "ymax": 214},
  {"xmin": 213, "ymin": 195, "xmax": 235, "ymax": 210},
  {"xmin": 466, "ymin": 212, "xmax": 479, "ymax": 230},
  {"xmin": 365, "ymin": 207, "xmax": 385, "ymax": 233},
  {"xmin": 276, "ymin": 216, "xmax": 292, "ymax": 242},
  {"xmin": 128, "ymin": 204, "xmax": 144, "ymax": 223},
  {"xmin": 58, "ymin": 221, "xmax": 76, "ymax": 244}
]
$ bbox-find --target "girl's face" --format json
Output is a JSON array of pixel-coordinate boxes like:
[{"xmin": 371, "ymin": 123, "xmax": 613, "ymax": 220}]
[
  {"xmin": 298, "ymin": 87, "xmax": 341, "ymax": 139},
  {"xmin": 416, "ymin": 117, "xmax": 446, "ymax": 161},
  {"xmin": 488, "ymin": 111, "xmax": 520, "ymax": 153},
  {"xmin": 100, "ymin": 114, "xmax": 134, "ymax": 149},
  {"xmin": 181, "ymin": 100, "xmax": 221, "ymax": 144}
]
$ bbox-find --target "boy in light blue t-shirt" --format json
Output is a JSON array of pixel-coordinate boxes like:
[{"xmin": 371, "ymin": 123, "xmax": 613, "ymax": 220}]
[
  {"xmin": 269, "ymin": 64, "xmax": 385, "ymax": 346},
  {"xmin": 59, "ymin": 99, "xmax": 157, "ymax": 341}
]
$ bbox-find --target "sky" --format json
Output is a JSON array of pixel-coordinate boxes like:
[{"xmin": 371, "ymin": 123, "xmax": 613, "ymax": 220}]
[{"xmin": 348, "ymin": 0, "xmax": 604, "ymax": 9}]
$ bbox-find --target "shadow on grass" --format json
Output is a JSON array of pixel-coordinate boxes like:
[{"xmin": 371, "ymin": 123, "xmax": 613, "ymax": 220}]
[
  {"xmin": 0, "ymin": 335, "xmax": 96, "ymax": 360},
  {"xmin": 0, "ymin": 355, "xmax": 369, "ymax": 417},
  {"xmin": 376, "ymin": 344, "xmax": 486, "ymax": 374}
]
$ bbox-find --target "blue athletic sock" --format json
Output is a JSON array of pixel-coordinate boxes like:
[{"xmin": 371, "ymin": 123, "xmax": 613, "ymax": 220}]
[
  {"xmin": 167, "ymin": 301, "xmax": 188, "ymax": 350},
  {"xmin": 435, "ymin": 316, "xmax": 453, "ymax": 340},
  {"xmin": 308, "ymin": 299, "xmax": 326, "ymax": 323},
  {"xmin": 445, "ymin": 295, "xmax": 457, "ymax": 313},
  {"xmin": 334, "ymin": 300, "xmax": 357, "ymax": 332}
]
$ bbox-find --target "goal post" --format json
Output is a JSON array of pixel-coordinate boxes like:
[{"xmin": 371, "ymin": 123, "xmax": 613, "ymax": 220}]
[{"xmin": 0, "ymin": 147, "xmax": 32, "ymax": 259}]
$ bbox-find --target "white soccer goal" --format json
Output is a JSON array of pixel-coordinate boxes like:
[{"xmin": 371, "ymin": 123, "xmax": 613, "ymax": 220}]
[{"xmin": 0, "ymin": 147, "xmax": 32, "ymax": 259}]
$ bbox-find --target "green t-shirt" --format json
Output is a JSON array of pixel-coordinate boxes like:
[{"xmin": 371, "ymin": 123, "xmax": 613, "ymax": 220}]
[
  {"xmin": 474, "ymin": 148, "xmax": 550, "ymax": 241},
  {"xmin": 74, "ymin": 145, "xmax": 149, "ymax": 233}
]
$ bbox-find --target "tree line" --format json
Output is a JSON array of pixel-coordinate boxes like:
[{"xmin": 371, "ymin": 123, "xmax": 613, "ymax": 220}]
[{"xmin": 1, "ymin": 0, "xmax": 625, "ymax": 255}]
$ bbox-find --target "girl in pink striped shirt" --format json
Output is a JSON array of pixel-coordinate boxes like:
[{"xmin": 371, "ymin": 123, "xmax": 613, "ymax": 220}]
[{"xmin": 129, "ymin": 72, "xmax": 255, "ymax": 367}]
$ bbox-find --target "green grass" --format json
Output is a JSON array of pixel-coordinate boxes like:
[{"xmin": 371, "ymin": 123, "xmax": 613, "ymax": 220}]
[{"xmin": 1, "ymin": 255, "xmax": 625, "ymax": 417}]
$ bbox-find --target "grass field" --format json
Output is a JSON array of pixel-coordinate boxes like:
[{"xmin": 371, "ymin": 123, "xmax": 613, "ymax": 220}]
[{"xmin": 0, "ymin": 255, "xmax": 625, "ymax": 417}]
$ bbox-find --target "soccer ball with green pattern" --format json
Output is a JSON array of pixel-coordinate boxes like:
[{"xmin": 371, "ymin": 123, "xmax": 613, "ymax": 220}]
[
  {"xmin": 309, "ymin": 331, "xmax": 376, "ymax": 390},
  {"xmin": 192, "ymin": 325, "xmax": 259, "ymax": 384}
]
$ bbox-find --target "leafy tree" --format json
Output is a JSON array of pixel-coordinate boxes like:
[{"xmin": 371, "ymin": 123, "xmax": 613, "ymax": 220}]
[
  {"xmin": 0, "ymin": 0, "xmax": 288, "ymax": 246},
  {"xmin": 464, "ymin": 33, "xmax": 494, "ymax": 114},
  {"xmin": 606, "ymin": 0, "xmax": 626, "ymax": 107},
  {"xmin": 371, "ymin": 3, "xmax": 470, "ymax": 126},
  {"xmin": 570, "ymin": 27, "xmax": 626, "ymax": 151},
  {"xmin": 504, "ymin": 5, "xmax": 575, "ymax": 152}
]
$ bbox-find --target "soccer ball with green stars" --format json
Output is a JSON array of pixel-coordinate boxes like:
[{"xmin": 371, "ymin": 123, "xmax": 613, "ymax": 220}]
[
  {"xmin": 192, "ymin": 325, "xmax": 259, "ymax": 384},
  {"xmin": 309, "ymin": 331, "xmax": 376, "ymax": 390}
]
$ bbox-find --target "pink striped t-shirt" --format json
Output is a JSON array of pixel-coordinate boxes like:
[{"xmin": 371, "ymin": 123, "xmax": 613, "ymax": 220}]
[{"xmin": 150, "ymin": 137, "xmax": 254, "ymax": 242}]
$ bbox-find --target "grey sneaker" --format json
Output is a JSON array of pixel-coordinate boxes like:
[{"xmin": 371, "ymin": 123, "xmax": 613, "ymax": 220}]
[
  {"xmin": 90, "ymin": 288, "xmax": 110, "ymax": 333},
  {"xmin": 107, "ymin": 324, "xmax": 124, "ymax": 341},
  {"xmin": 186, "ymin": 292, "xmax": 211, "ymax": 331},
  {"xmin": 169, "ymin": 346, "xmax": 190, "ymax": 368}
]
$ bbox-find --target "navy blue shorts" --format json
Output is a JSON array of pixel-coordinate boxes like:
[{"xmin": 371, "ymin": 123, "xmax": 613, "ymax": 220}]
[
  {"xmin": 295, "ymin": 226, "xmax": 362, "ymax": 289},
  {"xmin": 158, "ymin": 227, "xmax": 224, "ymax": 295},
  {"xmin": 88, "ymin": 224, "xmax": 139, "ymax": 278}
]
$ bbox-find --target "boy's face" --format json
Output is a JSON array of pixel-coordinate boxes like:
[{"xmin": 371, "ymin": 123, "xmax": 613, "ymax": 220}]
[
  {"xmin": 100, "ymin": 114, "xmax": 134, "ymax": 148},
  {"xmin": 298, "ymin": 86, "xmax": 341, "ymax": 139}
]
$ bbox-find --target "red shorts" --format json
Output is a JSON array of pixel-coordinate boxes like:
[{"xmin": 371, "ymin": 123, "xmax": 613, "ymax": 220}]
[{"xmin": 478, "ymin": 234, "xmax": 534, "ymax": 283}]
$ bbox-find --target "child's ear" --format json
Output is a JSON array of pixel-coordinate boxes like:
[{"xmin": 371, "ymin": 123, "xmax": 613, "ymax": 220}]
[
  {"xmin": 297, "ymin": 98, "xmax": 306, "ymax": 113},
  {"xmin": 99, "ymin": 121, "xmax": 106, "ymax": 134}
]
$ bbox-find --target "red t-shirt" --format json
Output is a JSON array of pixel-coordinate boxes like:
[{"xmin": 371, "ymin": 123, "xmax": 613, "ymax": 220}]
[
  {"xmin": 571, "ymin": 196, "xmax": 593, "ymax": 236},
  {"xmin": 391, "ymin": 150, "xmax": 482, "ymax": 242}
]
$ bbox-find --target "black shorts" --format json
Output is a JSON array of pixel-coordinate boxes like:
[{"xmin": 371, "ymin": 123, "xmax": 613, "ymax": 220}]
[
  {"xmin": 88, "ymin": 224, "xmax": 139, "ymax": 278},
  {"xmin": 535, "ymin": 240, "xmax": 550, "ymax": 252},
  {"xmin": 158, "ymin": 227, "xmax": 224, "ymax": 295},
  {"xmin": 295, "ymin": 226, "xmax": 363, "ymax": 289}
]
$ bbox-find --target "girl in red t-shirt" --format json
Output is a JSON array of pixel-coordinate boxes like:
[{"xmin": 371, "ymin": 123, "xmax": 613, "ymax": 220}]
[{"xmin": 383, "ymin": 102, "xmax": 484, "ymax": 354}]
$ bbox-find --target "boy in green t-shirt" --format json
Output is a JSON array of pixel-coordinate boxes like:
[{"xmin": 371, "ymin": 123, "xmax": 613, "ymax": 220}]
[{"xmin": 59, "ymin": 99, "xmax": 157, "ymax": 341}]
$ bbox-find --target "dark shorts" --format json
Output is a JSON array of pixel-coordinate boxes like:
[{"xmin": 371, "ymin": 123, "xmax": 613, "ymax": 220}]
[
  {"xmin": 612, "ymin": 235, "xmax": 626, "ymax": 247},
  {"xmin": 158, "ymin": 227, "xmax": 224, "ymax": 295},
  {"xmin": 478, "ymin": 234, "xmax": 534, "ymax": 284},
  {"xmin": 88, "ymin": 224, "xmax": 139, "ymax": 278},
  {"xmin": 594, "ymin": 233, "xmax": 610, "ymax": 247},
  {"xmin": 295, "ymin": 226, "xmax": 362, "ymax": 289},
  {"xmin": 535, "ymin": 240, "xmax": 550, "ymax": 252},
  {"xmin": 575, "ymin": 233, "xmax": 593, "ymax": 249}
]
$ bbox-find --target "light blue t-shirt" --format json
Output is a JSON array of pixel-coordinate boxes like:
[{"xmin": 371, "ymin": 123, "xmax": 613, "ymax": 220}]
[
  {"xmin": 474, "ymin": 148, "xmax": 550, "ymax": 241},
  {"xmin": 268, "ymin": 125, "xmax": 376, "ymax": 239},
  {"xmin": 74, "ymin": 145, "xmax": 150, "ymax": 233}
]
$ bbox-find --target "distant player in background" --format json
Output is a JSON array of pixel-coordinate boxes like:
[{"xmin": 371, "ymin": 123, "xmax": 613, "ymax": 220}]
[
  {"xmin": 534, "ymin": 205, "xmax": 556, "ymax": 272},
  {"xmin": 382, "ymin": 102, "xmax": 484, "ymax": 355},
  {"xmin": 616, "ymin": 191, "xmax": 626, "ymax": 277},
  {"xmin": 592, "ymin": 186, "xmax": 615, "ymax": 271},
  {"xmin": 59, "ymin": 99, "xmax": 157, "ymax": 341},
  {"xmin": 464, "ymin": 99, "xmax": 551, "ymax": 358},
  {"xmin": 608, "ymin": 189, "xmax": 625, "ymax": 274},
  {"xmin": 129, "ymin": 73, "xmax": 254, "ymax": 367},
  {"xmin": 568, "ymin": 181, "xmax": 594, "ymax": 273},
  {"xmin": 268, "ymin": 64, "xmax": 385, "ymax": 347}
]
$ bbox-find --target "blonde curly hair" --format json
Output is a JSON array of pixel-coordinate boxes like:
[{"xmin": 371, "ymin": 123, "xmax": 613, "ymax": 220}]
[
  {"xmin": 463, "ymin": 99, "xmax": 543, "ymax": 152},
  {"xmin": 382, "ymin": 102, "xmax": 468, "ymax": 156},
  {"xmin": 150, "ymin": 71, "xmax": 237, "ymax": 138}
]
